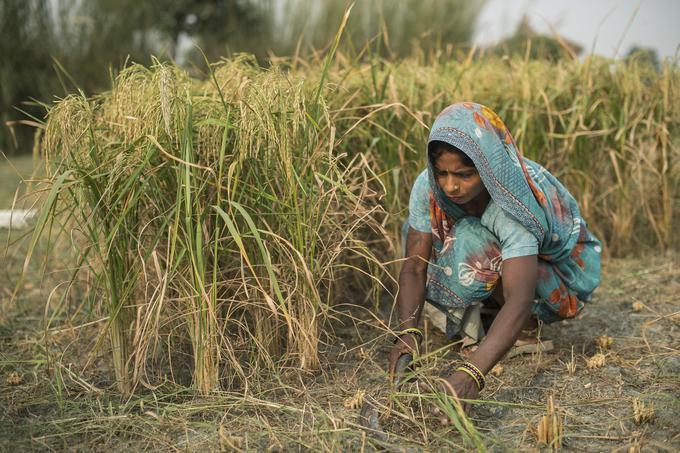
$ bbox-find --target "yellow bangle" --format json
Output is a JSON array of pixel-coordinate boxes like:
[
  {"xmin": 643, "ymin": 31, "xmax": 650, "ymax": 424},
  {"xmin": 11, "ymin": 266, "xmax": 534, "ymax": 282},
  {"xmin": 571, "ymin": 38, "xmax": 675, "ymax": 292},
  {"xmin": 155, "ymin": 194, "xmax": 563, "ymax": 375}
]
[
  {"xmin": 464, "ymin": 361, "xmax": 485, "ymax": 380},
  {"xmin": 456, "ymin": 366, "xmax": 482, "ymax": 391},
  {"xmin": 458, "ymin": 361, "xmax": 486, "ymax": 390},
  {"xmin": 397, "ymin": 327, "xmax": 423, "ymax": 342}
]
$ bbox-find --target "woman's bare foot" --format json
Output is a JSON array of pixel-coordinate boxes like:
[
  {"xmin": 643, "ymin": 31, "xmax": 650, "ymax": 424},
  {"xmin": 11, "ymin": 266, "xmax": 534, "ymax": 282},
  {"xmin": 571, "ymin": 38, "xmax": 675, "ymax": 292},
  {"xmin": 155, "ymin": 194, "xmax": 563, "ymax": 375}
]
[
  {"xmin": 506, "ymin": 317, "xmax": 554, "ymax": 358},
  {"xmin": 460, "ymin": 335, "xmax": 479, "ymax": 357}
]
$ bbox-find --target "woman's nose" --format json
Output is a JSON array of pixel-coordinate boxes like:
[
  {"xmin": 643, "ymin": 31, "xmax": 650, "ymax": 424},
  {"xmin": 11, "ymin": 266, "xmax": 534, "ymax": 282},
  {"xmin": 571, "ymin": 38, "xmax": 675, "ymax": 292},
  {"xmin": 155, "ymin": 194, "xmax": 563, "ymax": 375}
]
[{"xmin": 443, "ymin": 177, "xmax": 458, "ymax": 194}]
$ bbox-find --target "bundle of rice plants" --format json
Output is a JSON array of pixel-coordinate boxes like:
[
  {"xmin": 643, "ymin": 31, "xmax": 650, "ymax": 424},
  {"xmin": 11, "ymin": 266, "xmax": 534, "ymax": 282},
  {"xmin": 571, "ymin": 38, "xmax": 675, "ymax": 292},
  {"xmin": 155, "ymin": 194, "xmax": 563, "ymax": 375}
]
[{"xmin": 35, "ymin": 56, "xmax": 386, "ymax": 394}]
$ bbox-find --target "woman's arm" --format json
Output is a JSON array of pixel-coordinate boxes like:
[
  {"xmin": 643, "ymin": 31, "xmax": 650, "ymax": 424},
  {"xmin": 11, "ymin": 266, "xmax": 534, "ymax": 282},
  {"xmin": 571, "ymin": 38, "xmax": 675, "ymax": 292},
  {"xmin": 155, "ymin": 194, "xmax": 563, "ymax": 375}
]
[
  {"xmin": 468, "ymin": 254, "xmax": 538, "ymax": 374},
  {"xmin": 388, "ymin": 227, "xmax": 432, "ymax": 375},
  {"xmin": 444, "ymin": 255, "xmax": 537, "ymax": 403},
  {"xmin": 396, "ymin": 227, "xmax": 432, "ymax": 330}
]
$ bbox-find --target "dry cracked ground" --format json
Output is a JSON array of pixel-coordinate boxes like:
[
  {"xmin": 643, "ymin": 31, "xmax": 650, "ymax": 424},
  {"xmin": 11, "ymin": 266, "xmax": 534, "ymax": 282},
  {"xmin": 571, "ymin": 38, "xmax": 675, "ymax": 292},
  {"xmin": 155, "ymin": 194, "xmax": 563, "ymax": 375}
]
[{"xmin": 1, "ymin": 249, "xmax": 679, "ymax": 451}]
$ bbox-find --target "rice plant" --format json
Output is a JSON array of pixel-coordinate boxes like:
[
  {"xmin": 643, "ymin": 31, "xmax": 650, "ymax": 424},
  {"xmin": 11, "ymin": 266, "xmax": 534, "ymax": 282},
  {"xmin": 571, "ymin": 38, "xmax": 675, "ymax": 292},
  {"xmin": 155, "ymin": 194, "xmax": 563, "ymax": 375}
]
[{"xmin": 35, "ymin": 56, "xmax": 388, "ymax": 394}]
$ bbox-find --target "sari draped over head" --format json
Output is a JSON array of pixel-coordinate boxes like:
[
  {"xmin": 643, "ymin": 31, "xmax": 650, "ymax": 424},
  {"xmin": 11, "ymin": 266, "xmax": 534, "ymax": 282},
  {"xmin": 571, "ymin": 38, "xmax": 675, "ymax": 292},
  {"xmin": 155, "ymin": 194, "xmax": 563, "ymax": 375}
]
[{"xmin": 417, "ymin": 102, "xmax": 601, "ymax": 335}]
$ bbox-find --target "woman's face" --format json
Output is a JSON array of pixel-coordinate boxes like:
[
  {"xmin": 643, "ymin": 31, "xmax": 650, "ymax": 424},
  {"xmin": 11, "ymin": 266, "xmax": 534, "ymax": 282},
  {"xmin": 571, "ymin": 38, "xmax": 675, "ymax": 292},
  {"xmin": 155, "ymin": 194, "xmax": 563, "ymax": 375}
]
[{"xmin": 433, "ymin": 149, "xmax": 487, "ymax": 205}]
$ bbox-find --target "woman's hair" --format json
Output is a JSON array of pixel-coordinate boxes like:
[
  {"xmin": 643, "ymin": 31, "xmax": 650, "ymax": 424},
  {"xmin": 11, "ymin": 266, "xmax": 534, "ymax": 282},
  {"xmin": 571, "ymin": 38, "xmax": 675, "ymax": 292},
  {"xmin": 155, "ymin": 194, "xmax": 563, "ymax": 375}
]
[{"xmin": 428, "ymin": 140, "xmax": 475, "ymax": 167}]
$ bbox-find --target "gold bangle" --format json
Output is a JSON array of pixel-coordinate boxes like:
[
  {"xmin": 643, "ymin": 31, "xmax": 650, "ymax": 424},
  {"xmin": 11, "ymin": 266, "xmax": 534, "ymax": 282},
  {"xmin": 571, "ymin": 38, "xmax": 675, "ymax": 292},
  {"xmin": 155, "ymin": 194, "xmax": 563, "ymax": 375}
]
[
  {"xmin": 463, "ymin": 361, "xmax": 485, "ymax": 380},
  {"xmin": 397, "ymin": 327, "xmax": 423, "ymax": 343},
  {"xmin": 460, "ymin": 361, "xmax": 486, "ymax": 390},
  {"xmin": 456, "ymin": 366, "xmax": 482, "ymax": 391}
]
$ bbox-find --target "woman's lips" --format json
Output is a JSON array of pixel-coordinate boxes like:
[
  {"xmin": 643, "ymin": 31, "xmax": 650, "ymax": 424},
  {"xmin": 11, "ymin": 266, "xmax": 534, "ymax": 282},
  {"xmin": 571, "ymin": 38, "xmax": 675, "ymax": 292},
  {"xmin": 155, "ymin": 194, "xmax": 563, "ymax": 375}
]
[{"xmin": 447, "ymin": 195, "xmax": 465, "ymax": 203}]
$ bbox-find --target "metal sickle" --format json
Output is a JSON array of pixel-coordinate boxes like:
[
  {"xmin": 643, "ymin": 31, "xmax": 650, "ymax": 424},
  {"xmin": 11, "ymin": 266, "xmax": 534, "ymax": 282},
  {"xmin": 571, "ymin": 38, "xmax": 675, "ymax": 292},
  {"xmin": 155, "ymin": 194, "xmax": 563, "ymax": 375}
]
[{"xmin": 358, "ymin": 353, "xmax": 414, "ymax": 442}]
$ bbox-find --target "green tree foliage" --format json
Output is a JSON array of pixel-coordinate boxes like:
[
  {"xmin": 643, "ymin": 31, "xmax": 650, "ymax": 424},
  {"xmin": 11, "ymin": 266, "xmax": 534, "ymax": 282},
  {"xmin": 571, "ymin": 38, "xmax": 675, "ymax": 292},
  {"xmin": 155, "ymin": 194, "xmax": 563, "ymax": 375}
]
[
  {"xmin": 147, "ymin": 0, "xmax": 272, "ymax": 62},
  {"xmin": 491, "ymin": 16, "xmax": 581, "ymax": 61},
  {"xmin": 0, "ymin": 1, "xmax": 58, "ymax": 153},
  {"xmin": 272, "ymin": 0, "xmax": 484, "ymax": 59},
  {"xmin": 625, "ymin": 45, "xmax": 660, "ymax": 72},
  {"xmin": 0, "ymin": 0, "xmax": 160, "ymax": 153},
  {"xmin": 53, "ymin": 0, "xmax": 160, "ymax": 91}
]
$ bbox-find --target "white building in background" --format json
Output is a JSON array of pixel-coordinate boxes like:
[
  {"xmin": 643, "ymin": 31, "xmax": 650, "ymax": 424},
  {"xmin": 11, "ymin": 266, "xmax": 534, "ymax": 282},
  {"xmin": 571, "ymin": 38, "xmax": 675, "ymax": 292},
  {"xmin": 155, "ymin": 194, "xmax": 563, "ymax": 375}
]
[{"xmin": 0, "ymin": 210, "xmax": 36, "ymax": 229}]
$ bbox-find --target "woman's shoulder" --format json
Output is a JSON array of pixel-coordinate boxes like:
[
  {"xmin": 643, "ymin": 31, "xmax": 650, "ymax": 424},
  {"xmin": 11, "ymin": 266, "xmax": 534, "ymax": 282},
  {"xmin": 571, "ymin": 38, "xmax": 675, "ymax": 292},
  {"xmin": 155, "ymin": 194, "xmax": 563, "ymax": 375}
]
[
  {"xmin": 409, "ymin": 169, "xmax": 429, "ymax": 199},
  {"xmin": 413, "ymin": 168, "xmax": 428, "ymax": 187},
  {"xmin": 407, "ymin": 169, "xmax": 432, "ymax": 233},
  {"xmin": 481, "ymin": 199, "xmax": 507, "ymax": 225},
  {"xmin": 482, "ymin": 199, "xmax": 530, "ymax": 234},
  {"xmin": 482, "ymin": 199, "xmax": 539, "ymax": 259}
]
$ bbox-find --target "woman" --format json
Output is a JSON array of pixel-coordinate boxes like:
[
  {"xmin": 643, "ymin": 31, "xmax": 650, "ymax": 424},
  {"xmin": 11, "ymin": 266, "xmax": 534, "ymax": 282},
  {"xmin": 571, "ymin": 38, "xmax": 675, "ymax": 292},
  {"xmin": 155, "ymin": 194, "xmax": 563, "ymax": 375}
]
[{"xmin": 389, "ymin": 102, "xmax": 601, "ymax": 404}]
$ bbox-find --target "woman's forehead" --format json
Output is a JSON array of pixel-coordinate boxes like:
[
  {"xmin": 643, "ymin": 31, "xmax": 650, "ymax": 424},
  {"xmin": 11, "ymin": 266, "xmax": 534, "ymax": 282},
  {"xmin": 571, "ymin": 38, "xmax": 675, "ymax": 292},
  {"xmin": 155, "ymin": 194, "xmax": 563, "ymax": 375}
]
[{"xmin": 434, "ymin": 151, "xmax": 475, "ymax": 170}]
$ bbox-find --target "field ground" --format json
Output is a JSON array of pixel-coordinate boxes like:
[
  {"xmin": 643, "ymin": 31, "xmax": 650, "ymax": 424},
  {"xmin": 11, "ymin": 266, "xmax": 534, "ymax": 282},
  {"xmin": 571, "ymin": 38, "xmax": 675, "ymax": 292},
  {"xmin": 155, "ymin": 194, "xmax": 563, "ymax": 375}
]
[
  {"xmin": 0, "ymin": 154, "xmax": 38, "ymax": 209},
  {"xmin": 1, "ymin": 156, "xmax": 679, "ymax": 451}
]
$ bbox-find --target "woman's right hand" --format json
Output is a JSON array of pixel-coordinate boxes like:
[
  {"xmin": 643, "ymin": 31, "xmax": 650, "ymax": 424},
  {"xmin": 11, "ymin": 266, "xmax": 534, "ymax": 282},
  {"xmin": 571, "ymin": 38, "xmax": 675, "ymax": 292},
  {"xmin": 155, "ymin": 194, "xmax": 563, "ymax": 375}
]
[{"xmin": 388, "ymin": 333, "xmax": 419, "ymax": 378}]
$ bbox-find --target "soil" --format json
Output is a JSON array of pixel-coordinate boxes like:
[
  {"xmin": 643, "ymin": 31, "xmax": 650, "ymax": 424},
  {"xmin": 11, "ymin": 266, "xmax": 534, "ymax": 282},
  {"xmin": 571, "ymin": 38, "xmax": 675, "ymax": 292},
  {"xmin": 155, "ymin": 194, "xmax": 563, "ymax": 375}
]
[{"xmin": 1, "ymin": 254, "xmax": 679, "ymax": 451}]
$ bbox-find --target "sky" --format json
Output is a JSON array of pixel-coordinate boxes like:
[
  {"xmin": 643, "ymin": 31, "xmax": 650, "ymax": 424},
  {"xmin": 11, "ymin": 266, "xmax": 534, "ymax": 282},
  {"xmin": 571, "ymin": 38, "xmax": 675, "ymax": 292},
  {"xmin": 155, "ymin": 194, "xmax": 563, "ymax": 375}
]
[{"xmin": 473, "ymin": 0, "xmax": 680, "ymax": 60}]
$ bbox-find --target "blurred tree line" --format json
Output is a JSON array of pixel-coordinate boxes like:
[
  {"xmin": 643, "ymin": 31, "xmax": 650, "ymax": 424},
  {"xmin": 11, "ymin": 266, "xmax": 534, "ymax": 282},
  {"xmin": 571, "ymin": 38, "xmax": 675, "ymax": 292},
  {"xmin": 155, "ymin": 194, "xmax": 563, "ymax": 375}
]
[
  {"xmin": 491, "ymin": 15, "xmax": 663, "ymax": 66},
  {"xmin": 491, "ymin": 16, "xmax": 583, "ymax": 61},
  {"xmin": 0, "ymin": 0, "xmax": 484, "ymax": 154}
]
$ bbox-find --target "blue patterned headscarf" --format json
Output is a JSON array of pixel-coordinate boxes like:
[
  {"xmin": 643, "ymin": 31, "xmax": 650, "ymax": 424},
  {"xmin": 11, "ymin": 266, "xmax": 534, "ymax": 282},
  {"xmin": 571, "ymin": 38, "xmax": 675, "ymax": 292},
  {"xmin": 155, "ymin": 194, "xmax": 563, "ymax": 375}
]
[{"xmin": 427, "ymin": 102, "xmax": 583, "ymax": 261}]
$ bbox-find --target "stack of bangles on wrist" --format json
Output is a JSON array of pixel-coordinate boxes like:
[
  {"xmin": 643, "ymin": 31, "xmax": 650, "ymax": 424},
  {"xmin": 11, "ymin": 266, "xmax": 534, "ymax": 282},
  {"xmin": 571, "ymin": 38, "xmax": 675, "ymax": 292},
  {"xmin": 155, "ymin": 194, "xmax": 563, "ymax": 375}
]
[
  {"xmin": 456, "ymin": 361, "xmax": 486, "ymax": 391},
  {"xmin": 394, "ymin": 327, "xmax": 423, "ymax": 344}
]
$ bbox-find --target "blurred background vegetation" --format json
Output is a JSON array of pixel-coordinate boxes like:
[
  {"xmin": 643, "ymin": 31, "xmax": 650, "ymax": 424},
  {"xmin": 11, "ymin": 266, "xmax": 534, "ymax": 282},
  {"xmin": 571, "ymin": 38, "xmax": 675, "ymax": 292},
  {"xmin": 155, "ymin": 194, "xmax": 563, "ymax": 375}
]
[
  {"xmin": 1, "ymin": 0, "xmax": 488, "ymax": 154},
  {"xmin": 5, "ymin": 0, "xmax": 662, "ymax": 155}
]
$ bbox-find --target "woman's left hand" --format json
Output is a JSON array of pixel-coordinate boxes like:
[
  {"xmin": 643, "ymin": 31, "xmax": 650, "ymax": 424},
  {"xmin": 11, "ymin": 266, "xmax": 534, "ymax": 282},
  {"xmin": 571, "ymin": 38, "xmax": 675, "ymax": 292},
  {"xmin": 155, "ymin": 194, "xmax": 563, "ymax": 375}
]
[{"xmin": 438, "ymin": 370, "xmax": 480, "ymax": 416}]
